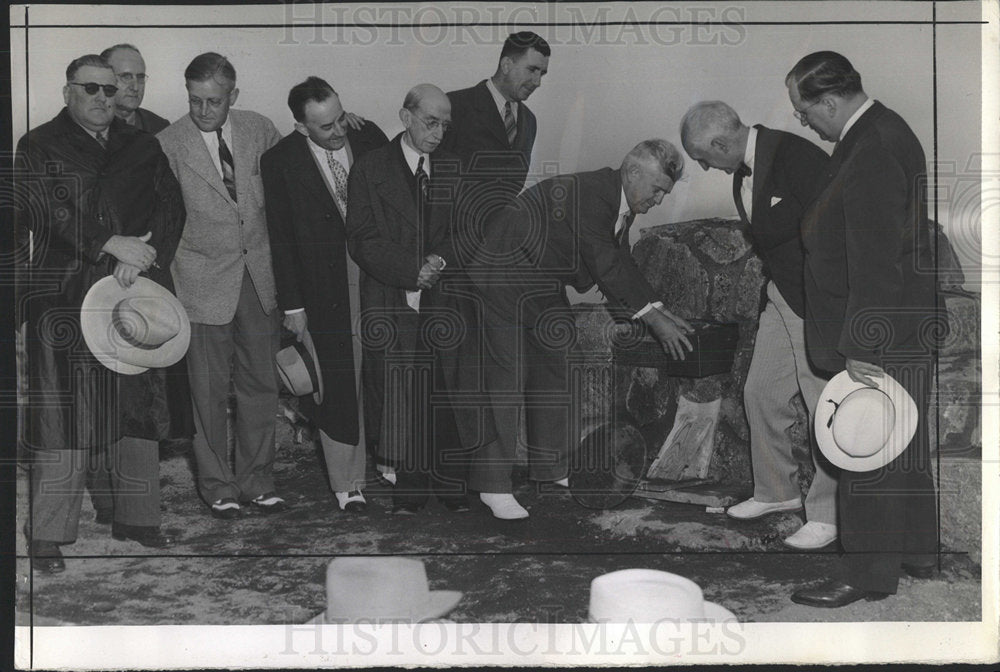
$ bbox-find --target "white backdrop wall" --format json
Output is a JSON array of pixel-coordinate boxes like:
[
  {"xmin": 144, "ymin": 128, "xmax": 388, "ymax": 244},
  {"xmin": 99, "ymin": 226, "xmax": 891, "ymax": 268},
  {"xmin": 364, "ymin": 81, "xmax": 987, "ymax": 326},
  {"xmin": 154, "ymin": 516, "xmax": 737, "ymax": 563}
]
[{"xmin": 10, "ymin": 2, "xmax": 985, "ymax": 290}]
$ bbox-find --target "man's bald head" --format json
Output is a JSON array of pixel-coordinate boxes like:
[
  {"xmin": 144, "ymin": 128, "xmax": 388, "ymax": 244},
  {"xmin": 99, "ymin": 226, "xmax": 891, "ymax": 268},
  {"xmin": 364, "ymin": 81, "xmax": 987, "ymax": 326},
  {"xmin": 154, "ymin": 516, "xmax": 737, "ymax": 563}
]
[
  {"xmin": 400, "ymin": 83, "xmax": 451, "ymax": 154},
  {"xmin": 679, "ymin": 101, "xmax": 749, "ymax": 174}
]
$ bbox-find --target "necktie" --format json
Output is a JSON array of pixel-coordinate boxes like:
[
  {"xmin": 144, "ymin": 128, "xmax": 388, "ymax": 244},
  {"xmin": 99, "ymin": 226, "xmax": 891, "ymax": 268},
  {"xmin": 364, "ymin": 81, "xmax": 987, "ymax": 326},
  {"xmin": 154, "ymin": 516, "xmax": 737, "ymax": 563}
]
[
  {"xmin": 326, "ymin": 150, "xmax": 349, "ymax": 215},
  {"xmin": 216, "ymin": 128, "xmax": 237, "ymax": 202},
  {"xmin": 415, "ymin": 155, "xmax": 429, "ymax": 199},
  {"xmin": 616, "ymin": 212, "xmax": 635, "ymax": 248},
  {"xmin": 733, "ymin": 163, "xmax": 750, "ymax": 223},
  {"xmin": 95, "ymin": 131, "xmax": 108, "ymax": 150},
  {"xmin": 503, "ymin": 101, "xmax": 517, "ymax": 146}
]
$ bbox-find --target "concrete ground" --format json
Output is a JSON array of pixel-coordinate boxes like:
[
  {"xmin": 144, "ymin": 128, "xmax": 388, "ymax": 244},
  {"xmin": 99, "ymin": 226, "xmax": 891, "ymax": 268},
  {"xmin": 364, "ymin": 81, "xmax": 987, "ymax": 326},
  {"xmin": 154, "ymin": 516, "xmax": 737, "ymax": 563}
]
[{"xmin": 15, "ymin": 412, "xmax": 982, "ymax": 626}]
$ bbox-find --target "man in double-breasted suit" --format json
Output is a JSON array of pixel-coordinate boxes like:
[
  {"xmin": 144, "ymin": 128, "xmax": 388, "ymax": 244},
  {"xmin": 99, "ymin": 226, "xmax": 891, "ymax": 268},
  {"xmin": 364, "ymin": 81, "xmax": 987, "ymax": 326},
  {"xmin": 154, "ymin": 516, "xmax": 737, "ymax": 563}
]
[
  {"xmin": 158, "ymin": 52, "xmax": 284, "ymax": 519},
  {"xmin": 469, "ymin": 140, "xmax": 694, "ymax": 519},
  {"xmin": 262, "ymin": 77, "xmax": 388, "ymax": 513},
  {"xmin": 346, "ymin": 84, "xmax": 474, "ymax": 515},
  {"xmin": 785, "ymin": 51, "xmax": 938, "ymax": 608},
  {"xmin": 680, "ymin": 101, "xmax": 837, "ymax": 551}
]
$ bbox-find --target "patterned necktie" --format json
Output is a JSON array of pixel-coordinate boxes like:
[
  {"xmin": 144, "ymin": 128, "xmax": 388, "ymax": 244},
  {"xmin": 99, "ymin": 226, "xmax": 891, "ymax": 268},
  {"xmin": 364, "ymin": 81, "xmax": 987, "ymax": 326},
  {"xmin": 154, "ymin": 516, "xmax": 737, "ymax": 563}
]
[
  {"xmin": 95, "ymin": 130, "xmax": 108, "ymax": 150},
  {"xmin": 326, "ymin": 150, "xmax": 349, "ymax": 214},
  {"xmin": 503, "ymin": 101, "xmax": 517, "ymax": 146},
  {"xmin": 616, "ymin": 212, "xmax": 635, "ymax": 248},
  {"xmin": 216, "ymin": 128, "xmax": 237, "ymax": 202},
  {"xmin": 415, "ymin": 155, "xmax": 429, "ymax": 199}
]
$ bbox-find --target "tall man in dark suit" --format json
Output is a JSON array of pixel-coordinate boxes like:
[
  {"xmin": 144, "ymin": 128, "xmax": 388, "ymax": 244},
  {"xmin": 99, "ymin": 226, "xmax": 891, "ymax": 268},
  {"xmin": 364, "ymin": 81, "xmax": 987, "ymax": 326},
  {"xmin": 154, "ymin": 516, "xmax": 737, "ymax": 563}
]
[
  {"xmin": 16, "ymin": 54, "xmax": 185, "ymax": 571},
  {"xmin": 441, "ymin": 31, "xmax": 549, "ymax": 263},
  {"xmin": 784, "ymin": 51, "xmax": 938, "ymax": 607},
  {"xmin": 680, "ymin": 101, "xmax": 837, "ymax": 551},
  {"xmin": 262, "ymin": 77, "xmax": 388, "ymax": 513},
  {"xmin": 346, "ymin": 84, "xmax": 473, "ymax": 515},
  {"xmin": 100, "ymin": 44, "xmax": 170, "ymax": 133},
  {"xmin": 470, "ymin": 140, "xmax": 694, "ymax": 519},
  {"xmin": 158, "ymin": 53, "xmax": 285, "ymax": 519}
]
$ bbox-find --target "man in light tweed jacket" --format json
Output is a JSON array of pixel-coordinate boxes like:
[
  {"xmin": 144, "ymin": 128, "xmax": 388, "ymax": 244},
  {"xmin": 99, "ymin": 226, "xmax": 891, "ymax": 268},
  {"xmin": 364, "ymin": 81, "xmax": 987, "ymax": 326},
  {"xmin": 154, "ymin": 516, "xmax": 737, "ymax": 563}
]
[{"xmin": 158, "ymin": 52, "xmax": 284, "ymax": 519}]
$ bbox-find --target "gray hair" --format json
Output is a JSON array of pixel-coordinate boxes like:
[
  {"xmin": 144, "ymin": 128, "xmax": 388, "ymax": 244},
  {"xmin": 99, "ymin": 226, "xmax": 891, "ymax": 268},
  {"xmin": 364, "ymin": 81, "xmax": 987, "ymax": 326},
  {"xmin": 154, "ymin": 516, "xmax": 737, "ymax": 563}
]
[
  {"xmin": 679, "ymin": 101, "xmax": 744, "ymax": 153},
  {"xmin": 623, "ymin": 139, "xmax": 685, "ymax": 183}
]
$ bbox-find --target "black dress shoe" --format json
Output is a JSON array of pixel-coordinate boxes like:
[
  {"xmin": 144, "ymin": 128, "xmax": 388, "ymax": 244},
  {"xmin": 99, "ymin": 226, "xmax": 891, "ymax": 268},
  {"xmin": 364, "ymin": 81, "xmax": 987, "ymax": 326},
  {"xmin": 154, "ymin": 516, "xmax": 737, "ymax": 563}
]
[
  {"xmin": 391, "ymin": 502, "xmax": 424, "ymax": 515},
  {"xmin": 111, "ymin": 524, "xmax": 177, "ymax": 548},
  {"xmin": 440, "ymin": 497, "xmax": 471, "ymax": 513},
  {"xmin": 902, "ymin": 562, "xmax": 936, "ymax": 579},
  {"xmin": 30, "ymin": 541, "xmax": 66, "ymax": 574},
  {"xmin": 791, "ymin": 579, "xmax": 889, "ymax": 608},
  {"xmin": 94, "ymin": 508, "xmax": 113, "ymax": 526}
]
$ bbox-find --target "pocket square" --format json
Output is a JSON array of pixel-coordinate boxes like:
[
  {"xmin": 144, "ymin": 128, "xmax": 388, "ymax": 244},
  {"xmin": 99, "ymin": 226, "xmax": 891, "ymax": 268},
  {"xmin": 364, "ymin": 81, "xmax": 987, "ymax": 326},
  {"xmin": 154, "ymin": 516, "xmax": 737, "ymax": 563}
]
[{"xmin": 770, "ymin": 196, "xmax": 783, "ymax": 207}]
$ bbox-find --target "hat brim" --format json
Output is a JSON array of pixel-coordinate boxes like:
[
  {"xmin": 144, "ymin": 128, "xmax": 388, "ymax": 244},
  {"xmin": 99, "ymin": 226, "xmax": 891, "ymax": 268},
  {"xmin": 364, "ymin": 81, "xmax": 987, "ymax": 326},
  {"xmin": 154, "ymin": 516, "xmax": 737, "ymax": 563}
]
[
  {"xmin": 276, "ymin": 331, "xmax": 324, "ymax": 405},
  {"xmin": 703, "ymin": 601, "xmax": 738, "ymax": 622},
  {"xmin": 80, "ymin": 276, "xmax": 191, "ymax": 375},
  {"xmin": 814, "ymin": 370, "xmax": 918, "ymax": 472},
  {"xmin": 306, "ymin": 589, "xmax": 463, "ymax": 625}
]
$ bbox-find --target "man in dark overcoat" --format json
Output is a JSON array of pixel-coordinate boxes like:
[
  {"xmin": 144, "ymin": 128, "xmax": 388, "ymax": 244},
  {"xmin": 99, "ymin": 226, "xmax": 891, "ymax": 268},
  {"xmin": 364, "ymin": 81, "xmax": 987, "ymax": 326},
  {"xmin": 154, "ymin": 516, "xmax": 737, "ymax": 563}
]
[
  {"xmin": 262, "ymin": 77, "xmax": 388, "ymax": 512},
  {"xmin": 15, "ymin": 54, "xmax": 185, "ymax": 572}
]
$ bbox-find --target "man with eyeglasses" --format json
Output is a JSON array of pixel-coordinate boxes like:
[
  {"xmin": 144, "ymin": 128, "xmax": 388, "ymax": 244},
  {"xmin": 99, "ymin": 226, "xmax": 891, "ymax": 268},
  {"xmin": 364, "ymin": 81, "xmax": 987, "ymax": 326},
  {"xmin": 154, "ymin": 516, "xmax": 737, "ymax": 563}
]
[
  {"xmin": 158, "ymin": 52, "xmax": 286, "ymax": 520},
  {"xmin": 346, "ymin": 84, "xmax": 478, "ymax": 516},
  {"xmin": 679, "ymin": 101, "xmax": 836, "ymax": 551},
  {"xmin": 15, "ymin": 54, "xmax": 186, "ymax": 571},
  {"xmin": 784, "ymin": 51, "xmax": 938, "ymax": 608},
  {"xmin": 100, "ymin": 44, "xmax": 169, "ymax": 134},
  {"xmin": 468, "ymin": 140, "xmax": 694, "ymax": 519}
]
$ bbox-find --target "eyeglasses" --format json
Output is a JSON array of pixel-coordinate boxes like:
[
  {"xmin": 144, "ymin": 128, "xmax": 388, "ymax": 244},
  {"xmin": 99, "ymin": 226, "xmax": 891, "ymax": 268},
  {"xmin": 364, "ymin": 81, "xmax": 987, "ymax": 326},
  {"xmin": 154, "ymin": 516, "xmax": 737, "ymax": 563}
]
[
  {"xmin": 792, "ymin": 99, "xmax": 821, "ymax": 122},
  {"xmin": 115, "ymin": 73, "xmax": 149, "ymax": 85},
  {"xmin": 414, "ymin": 113, "xmax": 451, "ymax": 134},
  {"xmin": 69, "ymin": 82, "xmax": 119, "ymax": 97}
]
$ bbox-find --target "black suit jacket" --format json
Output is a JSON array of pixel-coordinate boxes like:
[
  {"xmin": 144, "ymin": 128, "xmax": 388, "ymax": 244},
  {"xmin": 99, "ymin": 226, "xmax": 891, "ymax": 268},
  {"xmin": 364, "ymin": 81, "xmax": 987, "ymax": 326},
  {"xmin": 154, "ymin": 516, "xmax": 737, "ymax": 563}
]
[
  {"xmin": 800, "ymin": 101, "xmax": 936, "ymax": 373},
  {"xmin": 477, "ymin": 166, "xmax": 657, "ymax": 318},
  {"xmin": 736, "ymin": 125, "xmax": 828, "ymax": 317},
  {"xmin": 346, "ymin": 134, "xmax": 462, "ymax": 460},
  {"xmin": 261, "ymin": 122, "xmax": 388, "ymax": 442},
  {"xmin": 135, "ymin": 107, "xmax": 170, "ymax": 134}
]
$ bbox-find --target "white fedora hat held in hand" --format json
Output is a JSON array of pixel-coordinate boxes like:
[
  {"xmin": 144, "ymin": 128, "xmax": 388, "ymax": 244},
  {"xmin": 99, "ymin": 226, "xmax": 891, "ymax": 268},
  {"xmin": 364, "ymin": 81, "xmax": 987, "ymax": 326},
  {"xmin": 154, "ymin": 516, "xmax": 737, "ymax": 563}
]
[
  {"xmin": 589, "ymin": 569, "xmax": 737, "ymax": 622},
  {"xmin": 276, "ymin": 330, "xmax": 324, "ymax": 405},
  {"xmin": 307, "ymin": 557, "xmax": 462, "ymax": 624},
  {"xmin": 81, "ymin": 276, "xmax": 190, "ymax": 375},
  {"xmin": 814, "ymin": 370, "xmax": 918, "ymax": 472}
]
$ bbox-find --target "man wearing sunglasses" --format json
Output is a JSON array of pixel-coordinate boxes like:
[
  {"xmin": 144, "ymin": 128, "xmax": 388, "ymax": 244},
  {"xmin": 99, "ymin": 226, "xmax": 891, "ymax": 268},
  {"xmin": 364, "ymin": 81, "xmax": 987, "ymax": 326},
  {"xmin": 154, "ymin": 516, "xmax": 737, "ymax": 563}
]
[
  {"xmin": 100, "ymin": 44, "xmax": 169, "ymax": 134},
  {"xmin": 16, "ymin": 54, "xmax": 186, "ymax": 572}
]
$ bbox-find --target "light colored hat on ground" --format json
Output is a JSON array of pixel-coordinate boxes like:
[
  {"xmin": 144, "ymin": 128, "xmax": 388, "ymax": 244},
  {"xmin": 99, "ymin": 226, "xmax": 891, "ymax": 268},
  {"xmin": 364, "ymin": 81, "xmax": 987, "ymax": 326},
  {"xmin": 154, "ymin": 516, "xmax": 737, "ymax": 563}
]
[
  {"xmin": 589, "ymin": 569, "xmax": 737, "ymax": 622},
  {"xmin": 81, "ymin": 276, "xmax": 190, "ymax": 375},
  {"xmin": 814, "ymin": 370, "xmax": 917, "ymax": 472},
  {"xmin": 307, "ymin": 557, "xmax": 462, "ymax": 624},
  {"xmin": 276, "ymin": 331, "xmax": 324, "ymax": 404}
]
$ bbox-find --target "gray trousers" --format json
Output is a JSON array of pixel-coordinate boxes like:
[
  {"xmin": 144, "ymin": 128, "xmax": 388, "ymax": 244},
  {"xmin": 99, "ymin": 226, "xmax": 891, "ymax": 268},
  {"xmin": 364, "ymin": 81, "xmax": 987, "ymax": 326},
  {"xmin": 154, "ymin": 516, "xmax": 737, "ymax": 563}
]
[
  {"xmin": 187, "ymin": 269, "xmax": 280, "ymax": 504},
  {"xmin": 744, "ymin": 282, "xmax": 838, "ymax": 525},
  {"xmin": 30, "ymin": 436, "xmax": 160, "ymax": 543}
]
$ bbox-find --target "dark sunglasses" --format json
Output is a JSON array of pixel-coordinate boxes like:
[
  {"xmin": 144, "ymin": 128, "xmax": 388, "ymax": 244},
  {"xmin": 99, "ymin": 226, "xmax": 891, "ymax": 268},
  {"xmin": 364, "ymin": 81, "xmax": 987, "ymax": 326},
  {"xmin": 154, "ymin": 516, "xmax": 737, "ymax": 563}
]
[{"xmin": 69, "ymin": 82, "xmax": 119, "ymax": 97}]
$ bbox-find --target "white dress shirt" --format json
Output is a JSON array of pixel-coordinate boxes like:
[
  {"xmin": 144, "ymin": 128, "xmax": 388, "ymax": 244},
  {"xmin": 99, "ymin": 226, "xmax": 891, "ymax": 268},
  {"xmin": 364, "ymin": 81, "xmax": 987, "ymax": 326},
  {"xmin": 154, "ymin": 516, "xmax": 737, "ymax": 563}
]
[
  {"xmin": 400, "ymin": 135, "xmax": 432, "ymax": 312},
  {"xmin": 615, "ymin": 187, "xmax": 663, "ymax": 320},
  {"xmin": 838, "ymin": 97, "xmax": 875, "ymax": 142},
  {"xmin": 198, "ymin": 115, "xmax": 234, "ymax": 180},
  {"xmin": 741, "ymin": 125, "xmax": 758, "ymax": 223},
  {"xmin": 486, "ymin": 76, "xmax": 517, "ymax": 124}
]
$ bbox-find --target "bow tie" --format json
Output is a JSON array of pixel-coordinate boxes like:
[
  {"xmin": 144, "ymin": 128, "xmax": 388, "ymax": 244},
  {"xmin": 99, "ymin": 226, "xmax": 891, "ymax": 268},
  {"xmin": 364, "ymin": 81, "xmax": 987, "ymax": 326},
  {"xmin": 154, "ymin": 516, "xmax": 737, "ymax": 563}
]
[{"xmin": 735, "ymin": 163, "xmax": 752, "ymax": 179}]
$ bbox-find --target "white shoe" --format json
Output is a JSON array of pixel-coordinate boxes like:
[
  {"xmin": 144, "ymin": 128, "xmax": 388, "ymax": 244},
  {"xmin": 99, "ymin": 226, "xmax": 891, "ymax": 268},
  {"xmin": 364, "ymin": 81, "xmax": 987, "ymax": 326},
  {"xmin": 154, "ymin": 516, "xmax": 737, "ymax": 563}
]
[
  {"xmin": 480, "ymin": 493, "xmax": 529, "ymax": 520},
  {"xmin": 726, "ymin": 497, "xmax": 802, "ymax": 520},
  {"xmin": 377, "ymin": 464, "xmax": 397, "ymax": 487},
  {"xmin": 783, "ymin": 521, "xmax": 838, "ymax": 549},
  {"xmin": 335, "ymin": 490, "xmax": 367, "ymax": 512}
]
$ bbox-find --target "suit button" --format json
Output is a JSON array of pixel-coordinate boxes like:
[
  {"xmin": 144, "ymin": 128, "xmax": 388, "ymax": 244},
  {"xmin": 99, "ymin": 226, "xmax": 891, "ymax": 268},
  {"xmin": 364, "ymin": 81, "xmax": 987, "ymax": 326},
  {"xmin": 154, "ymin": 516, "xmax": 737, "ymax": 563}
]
[{"xmin": 243, "ymin": 249, "xmax": 248, "ymax": 255}]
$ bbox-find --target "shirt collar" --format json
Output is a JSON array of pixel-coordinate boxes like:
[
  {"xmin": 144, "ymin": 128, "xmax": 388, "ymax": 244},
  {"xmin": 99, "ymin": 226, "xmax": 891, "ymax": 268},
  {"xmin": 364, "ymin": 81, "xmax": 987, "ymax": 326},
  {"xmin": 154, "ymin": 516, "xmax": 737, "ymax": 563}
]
[
  {"xmin": 199, "ymin": 114, "xmax": 232, "ymax": 142},
  {"xmin": 839, "ymin": 97, "xmax": 874, "ymax": 142},
  {"xmin": 486, "ymin": 76, "xmax": 515, "ymax": 121},
  {"xmin": 618, "ymin": 186, "xmax": 631, "ymax": 218},
  {"xmin": 400, "ymin": 133, "xmax": 430, "ymax": 177},
  {"xmin": 308, "ymin": 135, "xmax": 348, "ymax": 163},
  {"xmin": 743, "ymin": 126, "xmax": 758, "ymax": 172}
]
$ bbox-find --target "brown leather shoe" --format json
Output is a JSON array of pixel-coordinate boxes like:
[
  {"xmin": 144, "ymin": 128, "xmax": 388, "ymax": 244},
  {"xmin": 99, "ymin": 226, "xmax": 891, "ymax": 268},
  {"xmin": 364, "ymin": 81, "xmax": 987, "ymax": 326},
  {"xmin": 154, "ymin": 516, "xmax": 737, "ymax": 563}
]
[
  {"xmin": 111, "ymin": 524, "xmax": 177, "ymax": 548},
  {"xmin": 30, "ymin": 541, "xmax": 66, "ymax": 574},
  {"xmin": 791, "ymin": 579, "xmax": 889, "ymax": 608}
]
